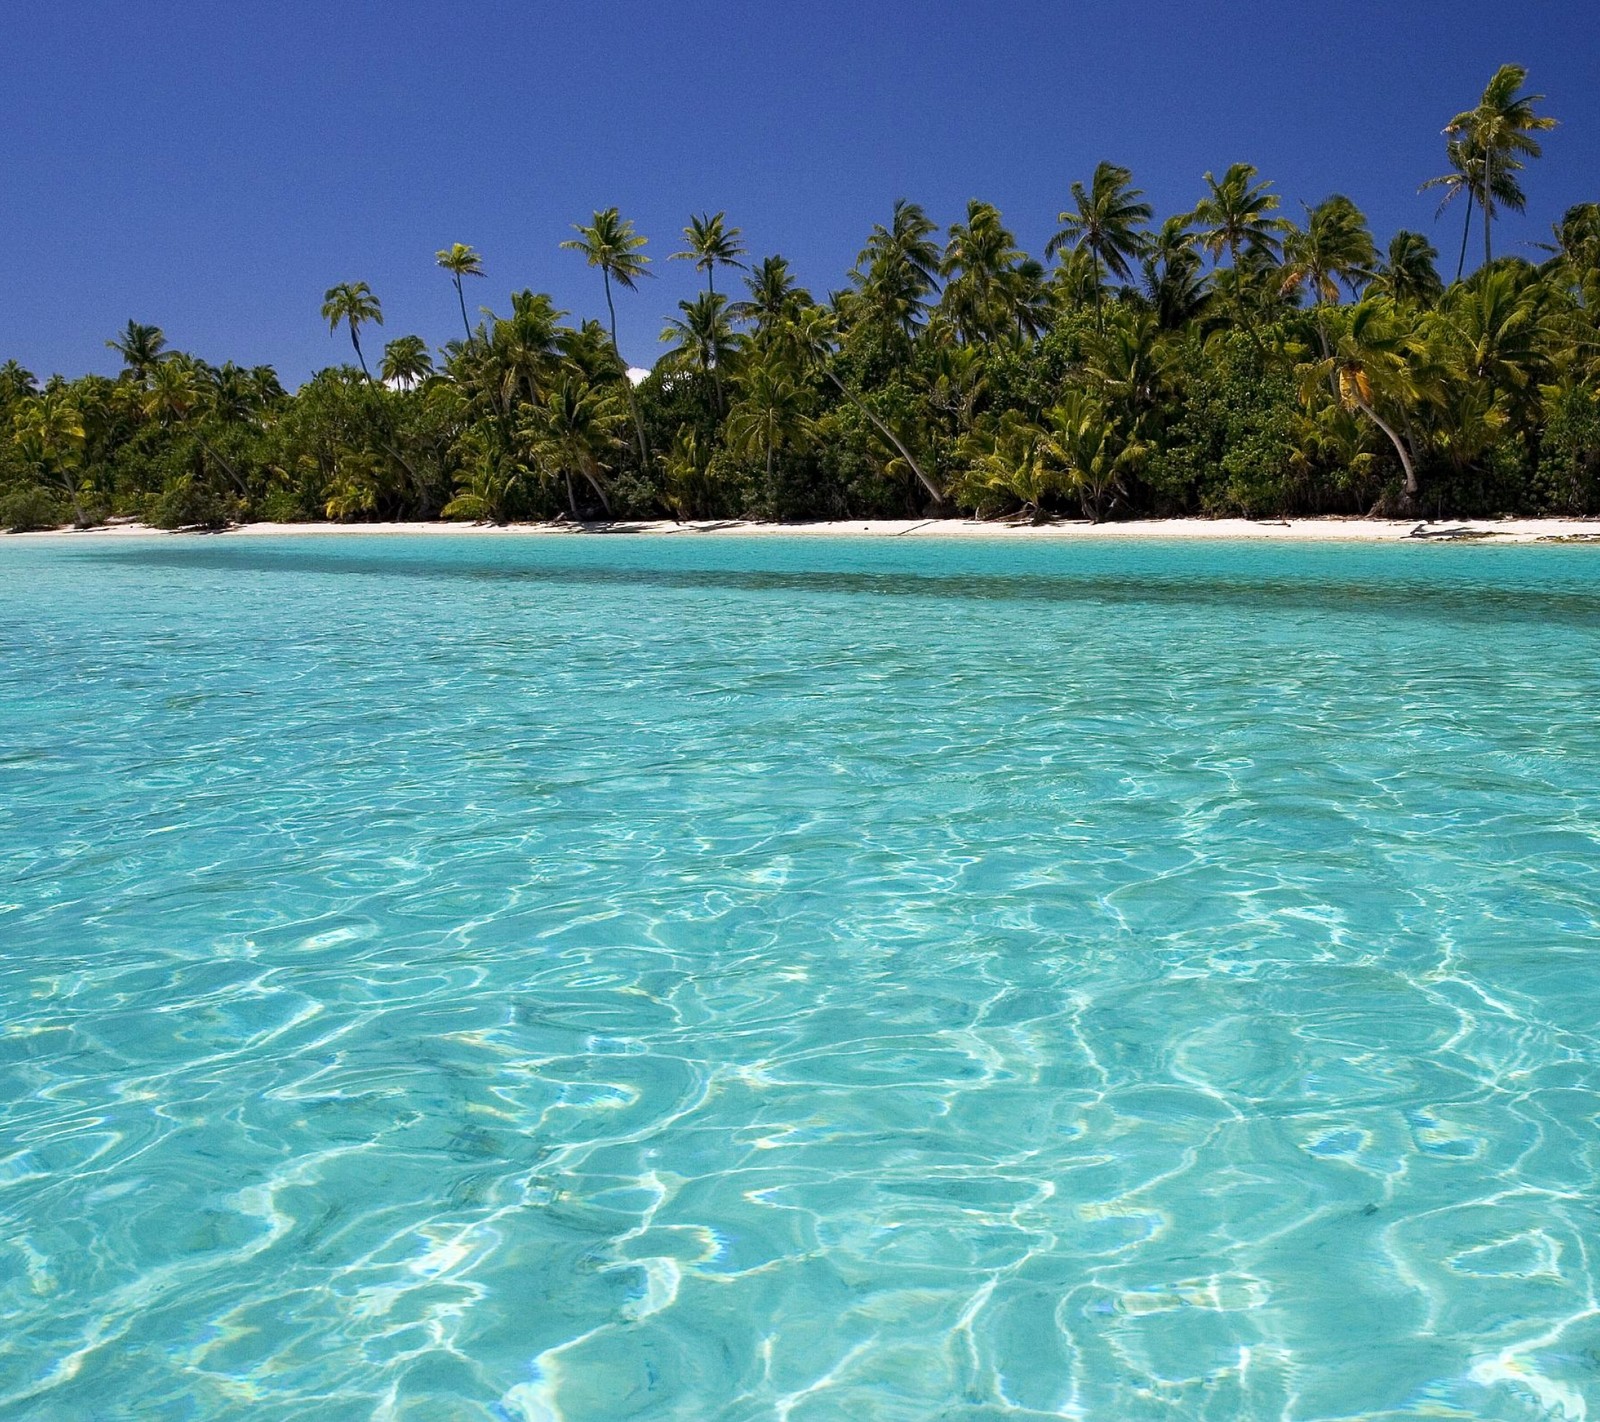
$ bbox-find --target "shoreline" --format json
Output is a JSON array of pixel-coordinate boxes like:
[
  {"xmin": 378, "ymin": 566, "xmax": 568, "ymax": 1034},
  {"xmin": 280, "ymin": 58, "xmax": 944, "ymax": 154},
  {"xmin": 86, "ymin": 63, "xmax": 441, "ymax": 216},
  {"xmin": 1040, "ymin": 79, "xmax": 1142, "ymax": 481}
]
[{"xmin": 9, "ymin": 515, "xmax": 1600, "ymax": 544}]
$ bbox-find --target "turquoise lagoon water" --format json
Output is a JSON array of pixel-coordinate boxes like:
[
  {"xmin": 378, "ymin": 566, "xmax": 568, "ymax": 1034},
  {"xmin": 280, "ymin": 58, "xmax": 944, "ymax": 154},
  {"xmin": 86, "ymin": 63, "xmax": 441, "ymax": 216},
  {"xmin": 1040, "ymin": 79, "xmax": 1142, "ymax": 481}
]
[{"xmin": 2, "ymin": 532, "xmax": 1599, "ymax": 1422}]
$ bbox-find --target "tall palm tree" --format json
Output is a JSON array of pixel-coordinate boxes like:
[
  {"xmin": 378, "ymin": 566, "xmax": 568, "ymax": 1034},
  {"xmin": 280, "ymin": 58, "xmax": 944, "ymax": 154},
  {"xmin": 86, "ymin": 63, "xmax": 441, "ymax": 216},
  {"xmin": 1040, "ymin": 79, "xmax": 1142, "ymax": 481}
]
[
  {"xmin": 1046, "ymin": 162, "xmax": 1153, "ymax": 331},
  {"xmin": 321, "ymin": 282, "xmax": 383, "ymax": 379},
  {"xmin": 435, "ymin": 244, "xmax": 486, "ymax": 341},
  {"xmin": 561, "ymin": 208, "xmax": 652, "ymax": 465},
  {"xmin": 106, "ymin": 321, "xmax": 169, "ymax": 382},
  {"xmin": 670, "ymin": 212, "xmax": 747, "ymax": 296},
  {"xmin": 1443, "ymin": 65, "xmax": 1556, "ymax": 269}
]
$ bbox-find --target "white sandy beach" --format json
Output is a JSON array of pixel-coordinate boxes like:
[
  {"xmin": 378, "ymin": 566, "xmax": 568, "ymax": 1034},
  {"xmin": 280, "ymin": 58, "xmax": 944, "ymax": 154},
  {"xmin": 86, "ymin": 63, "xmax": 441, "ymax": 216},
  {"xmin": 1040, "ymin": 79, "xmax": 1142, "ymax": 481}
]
[{"xmin": 11, "ymin": 516, "xmax": 1600, "ymax": 544}]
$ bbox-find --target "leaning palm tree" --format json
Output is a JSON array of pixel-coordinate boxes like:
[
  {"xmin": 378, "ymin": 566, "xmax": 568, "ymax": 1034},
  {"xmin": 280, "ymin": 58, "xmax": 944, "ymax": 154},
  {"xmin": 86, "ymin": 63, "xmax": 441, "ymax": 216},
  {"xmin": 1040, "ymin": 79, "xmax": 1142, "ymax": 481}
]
[
  {"xmin": 106, "ymin": 321, "xmax": 169, "ymax": 382},
  {"xmin": 435, "ymin": 243, "xmax": 486, "ymax": 341},
  {"xmin": 781, "ymin": 305, "xmax": 943, "ymax": 506},
  {"xmin": 1443, "ymin": 64, "xmax": 1557, "ymax": 269},
  {"xmin": 561, "ymin": 208, "xmax": 652, "ymax": 464},
  {"xmin": 670, "ymin": 212, "xmax": 747, "ymax": 296},
  {"xmin": 1045, "ymin": 163, "xmax": 1153, "ymax": 331},
  {"xmin": 321, "ymin": 282, "xmax": 383, "ymax": 379},
  {"xmin": 1295, "ymin": 298, "xmax": 1427, "ymax": 505}
]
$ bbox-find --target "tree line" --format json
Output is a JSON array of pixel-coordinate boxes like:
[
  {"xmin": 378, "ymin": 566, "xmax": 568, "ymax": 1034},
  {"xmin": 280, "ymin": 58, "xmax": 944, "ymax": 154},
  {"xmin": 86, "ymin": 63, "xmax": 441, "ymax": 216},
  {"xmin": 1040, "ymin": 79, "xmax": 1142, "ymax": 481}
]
[{"xmin": 3, "ymin": 64, "xmax": 1597, "ymax": 532}]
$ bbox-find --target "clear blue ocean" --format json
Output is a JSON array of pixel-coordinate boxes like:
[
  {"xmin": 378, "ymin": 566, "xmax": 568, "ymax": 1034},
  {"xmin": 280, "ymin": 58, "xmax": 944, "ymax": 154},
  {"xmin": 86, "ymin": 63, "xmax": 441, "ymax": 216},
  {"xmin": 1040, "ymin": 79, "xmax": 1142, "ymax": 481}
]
[{"xmin": 2, "ymin": 533, "xmax": 1598, "ymax": 1420}]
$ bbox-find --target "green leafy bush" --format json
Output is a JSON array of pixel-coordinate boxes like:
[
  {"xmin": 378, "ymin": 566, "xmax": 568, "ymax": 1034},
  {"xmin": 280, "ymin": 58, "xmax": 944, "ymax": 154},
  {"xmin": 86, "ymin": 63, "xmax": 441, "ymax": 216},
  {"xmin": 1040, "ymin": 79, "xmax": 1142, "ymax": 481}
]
[{"xmin": 0, "ymin": 486, "xmax": 65, "ymax": 533}]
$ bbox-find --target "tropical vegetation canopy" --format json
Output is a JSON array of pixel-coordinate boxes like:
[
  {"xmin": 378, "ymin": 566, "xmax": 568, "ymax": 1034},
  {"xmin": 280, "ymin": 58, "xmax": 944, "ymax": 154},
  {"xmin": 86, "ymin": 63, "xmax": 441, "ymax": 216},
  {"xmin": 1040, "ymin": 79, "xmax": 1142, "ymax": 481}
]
[{"xmin": 5, "ymin": 65, "xmax": 1596, "ymax": 533}]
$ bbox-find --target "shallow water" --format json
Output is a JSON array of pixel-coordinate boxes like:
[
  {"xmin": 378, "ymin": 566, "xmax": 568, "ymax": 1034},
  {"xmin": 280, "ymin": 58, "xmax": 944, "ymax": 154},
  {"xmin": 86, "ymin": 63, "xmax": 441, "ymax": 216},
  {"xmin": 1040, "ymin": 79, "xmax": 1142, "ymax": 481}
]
[{"xmin": 2, "ymin": 533, "xmax": 1599, "ymax": 1421}]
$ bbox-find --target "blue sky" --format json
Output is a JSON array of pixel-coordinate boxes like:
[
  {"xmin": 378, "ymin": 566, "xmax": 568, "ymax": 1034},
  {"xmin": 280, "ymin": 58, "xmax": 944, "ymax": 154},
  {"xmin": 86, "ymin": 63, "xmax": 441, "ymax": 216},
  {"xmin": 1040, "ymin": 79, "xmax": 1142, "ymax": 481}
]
[{"xmin": 3, "ymin": 2, "xmax": 1596, "ymax": 384}]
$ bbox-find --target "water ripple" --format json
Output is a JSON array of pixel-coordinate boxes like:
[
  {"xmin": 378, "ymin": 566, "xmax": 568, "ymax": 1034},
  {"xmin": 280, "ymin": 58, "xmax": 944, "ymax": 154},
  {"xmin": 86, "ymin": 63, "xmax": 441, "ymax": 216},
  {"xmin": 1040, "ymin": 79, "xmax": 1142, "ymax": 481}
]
[{"xmin": 1, "ymin": 535, "xmax": 1598, "ymax": 1419}]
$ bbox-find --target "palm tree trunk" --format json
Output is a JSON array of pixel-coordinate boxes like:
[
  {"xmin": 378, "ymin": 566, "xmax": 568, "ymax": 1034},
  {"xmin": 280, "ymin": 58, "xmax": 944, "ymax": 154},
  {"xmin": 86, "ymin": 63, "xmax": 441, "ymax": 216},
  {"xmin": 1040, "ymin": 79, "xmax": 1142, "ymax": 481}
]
[
  {"xmin": 1093, "ymin": 250, "xmax": 1103, "ymax": 332},
  {"xmin": 1456, "ymin": 195, "xmax": 1474, "ymax": 282},
  {"xmin": 825, "ymin": 369, "xmax": 944, "ymax": 505},
  {"xmin": 1482, "ymin": 152, "xmax": 1494, "ymax": 268},
  {"xmin": 579, "ymin": 460, "xmax": 612, "ymax": 517},
  {"xmin": 455, "ymin": 275, "xmax": 472, "ymax": 341},
  {"xmin": 564, "ymin": 470, "xmax": 577, "ymax": 518},
  {"xmin": 1356, "ymin": 396, "xmax": 1419, "ymax": 499},
  {"xmin": 604, "ymin": 268, "xmax": 650, "ymax": 469},
  {"xmin": 197, "ymin": 436, "xmax": 249, "ymax": 496},
  {"xmin": 351, "ymin": 328, "xmax": 370, "ymax": 381}
]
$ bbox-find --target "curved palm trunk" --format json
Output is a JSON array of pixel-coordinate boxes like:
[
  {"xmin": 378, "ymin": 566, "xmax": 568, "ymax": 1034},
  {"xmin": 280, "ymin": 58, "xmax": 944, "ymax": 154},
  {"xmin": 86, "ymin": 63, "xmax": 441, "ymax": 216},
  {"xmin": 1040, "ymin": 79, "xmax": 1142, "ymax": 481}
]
[
  {"xmin": 1355, "ymin": 396, "xmax": 1419, "ymax": 500},
  {"xmin": 1456, "ymin": 195, "xmax": 1474, "ymax": 282},
  {"xmin": 603, "ymin": 268, "xmax": 650, "ymax": 469},
  {"xmin": 350, "ymin": 327, "xmax": 371, "ymax": 381},
  {"xmin": 455, "ymin": 275, "xmax": 472, "ymax": 341},
  {"xmin": 578, "ymin": 458, "xmax": 612, "ymax": 517},
  {"xmin": 824, "ymin": 369, "xmax": 944, "ymax": 506},
  {"xmin": 197, "ymin": 435, "xmax": 248, "ymax": 496},
  {"xmin": 1092, "ymin": 249, "xmax": 1104, "ymax": 332}
]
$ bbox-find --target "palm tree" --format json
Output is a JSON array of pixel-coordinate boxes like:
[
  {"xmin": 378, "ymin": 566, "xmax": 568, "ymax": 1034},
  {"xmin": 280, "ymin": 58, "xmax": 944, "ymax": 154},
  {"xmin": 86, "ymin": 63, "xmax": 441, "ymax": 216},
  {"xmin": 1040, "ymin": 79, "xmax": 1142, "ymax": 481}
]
[
  {"xmin": 783, "ymin": 305, "xmax": 944, "ymax": 505},
  {"xmin": 1370, "ymin": 232, "xmax": 1444, "ymax": 306},
  {"xmin": 142, "ymin": 355, "xmax": 249, "ymax": 494},
  {"xmin": 1140, "ymin": 217, "xmax": 1209, "ymax": 330},
  {"xmin": 489, "ymin": 291, "xmax": 569, "ymax": 409},
  {"xmin": 11, "ymin": 390, "xmax": 87, "ymax": 523},
  {"xmin": 380, "ymin": 335, "xmax": 434, "ymax": 388},
  {"xmin": 670, "ymin": 212, "xmax": 747, "ymax": 296},
  {"xmin": 561, "ymin": 208, "xmax": 652, "ymax": 464},
  {"xmin": 1046, "ymin": 163, "xmax": 1153, "ymax": 331},
  {"xmin": 1191, "ymin": 163, "xmax": 1286, "ymax": 270},
  {"xmin": 1039, "ymin": 391, "xmax": 1144, "ymax": 523},
  {"xmin": 523, "ymin": 375, "xmax": 626, "ymax": 518},
  {"xmin": 659, "ymin": 292, "xmax": 741, "ymax": 410},
  {"xmin": 940, "ymin": 201, "xmax": 1033, "ymax": 344},
  {"xmin": 106, "ymin": 321, "xmax": 169, "ymax": 382},
  {"xmin": 725, "ymin": 356, "xmax": 813, "ymax": 503},
  {"xmin": 435, "ymin": 244, "xmax": 486, "ymax": 341},
  {"xmin": 1443, "ymin": 65, "xmax": 1557, "ymax": 269},
  {"xmin": 733, "ymin": 255, "xmax": 811, "ymax": 340},
  {"xmin": 848, "ymin": 200, "xmax": 942, "ymax": 343},
  {"xmin": 1295, "ymin": 298, "xmax": 1426, "ymax": 504},
  {"xmin": 1280, "ymin": 196, "xmax": 1377, "ymax": 307},
  {"xmin": 321, "ymin": 282, "xmax": 383, "ymax": 379}
]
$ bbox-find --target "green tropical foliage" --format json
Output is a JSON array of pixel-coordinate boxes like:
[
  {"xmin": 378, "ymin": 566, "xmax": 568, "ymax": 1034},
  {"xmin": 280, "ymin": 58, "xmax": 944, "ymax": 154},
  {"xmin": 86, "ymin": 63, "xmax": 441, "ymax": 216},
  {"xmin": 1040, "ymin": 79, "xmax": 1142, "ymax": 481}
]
[{"xmin": 5, "ymin": 64, "xmax": 1597, "ymax": 532}]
